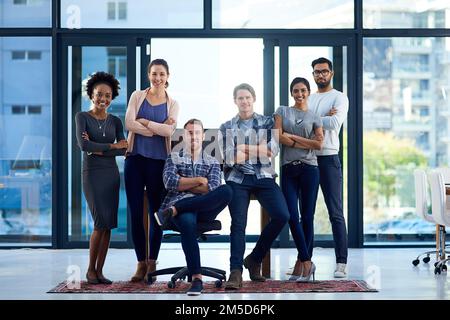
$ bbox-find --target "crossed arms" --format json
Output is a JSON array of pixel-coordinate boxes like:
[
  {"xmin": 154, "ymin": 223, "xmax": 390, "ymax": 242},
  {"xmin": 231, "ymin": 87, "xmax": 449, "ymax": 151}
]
[
  {"xmin": 124, "ymin": 91, "xmax": 179, "ymax": 137},
  {"xmin": 218, "ymin": 120, "xmax": 279, "ymax": 166},
  {"xmin": 163, "ymin": 156, "xmax": 221, "ymax": 195},
  {"xmin": 273, "ymin": 114, "xmax": 324, "ymax": 150}
]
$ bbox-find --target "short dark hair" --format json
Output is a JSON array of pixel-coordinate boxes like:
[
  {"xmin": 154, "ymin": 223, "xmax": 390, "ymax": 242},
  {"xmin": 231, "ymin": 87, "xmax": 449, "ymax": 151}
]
[
  {"xmin": 311, "ymin": 57, "xmax": 333, "ymax": 71},
  {"xmin": 147, "ymin": 58, "xmax": 170, "ymax": 88},
  {"xmin": 86, "ymin": 71, "xmax": 120, "ymax": 100},
  {"xmin": 183, "ymin": 118, "xmax": 204, "ymax": 130},
  {"xmin": 233, "ymin": 83, "xmax": 256, "ymax": 100},
  {"xmin": 290, "ymin": 77, "xmax": 311, "ymax": 94}
]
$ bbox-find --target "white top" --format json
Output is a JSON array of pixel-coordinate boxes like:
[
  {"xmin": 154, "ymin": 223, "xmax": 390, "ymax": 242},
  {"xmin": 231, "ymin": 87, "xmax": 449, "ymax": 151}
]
[{"xmin": 308, "ymin": 89, "xmax": 349, "ymax": 156}]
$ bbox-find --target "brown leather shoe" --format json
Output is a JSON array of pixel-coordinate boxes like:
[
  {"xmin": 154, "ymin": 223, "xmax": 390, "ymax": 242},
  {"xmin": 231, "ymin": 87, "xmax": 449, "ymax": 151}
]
[
  {"xmin": 130, "ymin": 261, "xmax": 147, "ymax": 282},
  {"xmin": 243, "ymin": 255, "xmax": 266, "ymax": 282},
  {"xmin": 225, "ymin": 269, "xmax": 243, "ymax": 290},
  {"xmin": 144, "ymin": 259, "xmax": 157, "ymax": 283}
]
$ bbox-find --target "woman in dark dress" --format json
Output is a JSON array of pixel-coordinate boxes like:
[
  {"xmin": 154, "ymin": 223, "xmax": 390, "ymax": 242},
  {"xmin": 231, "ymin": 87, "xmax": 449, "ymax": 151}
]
[{"xmin": 75, "ymin": 72, "xmax": 127, "ymax": 284}]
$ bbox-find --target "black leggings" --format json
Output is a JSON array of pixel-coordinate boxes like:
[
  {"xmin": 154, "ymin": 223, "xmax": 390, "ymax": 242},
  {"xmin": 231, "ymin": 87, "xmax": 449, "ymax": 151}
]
[{"xmin": 124, "ymin": 154, "xmax": 165, "ymax": 261}]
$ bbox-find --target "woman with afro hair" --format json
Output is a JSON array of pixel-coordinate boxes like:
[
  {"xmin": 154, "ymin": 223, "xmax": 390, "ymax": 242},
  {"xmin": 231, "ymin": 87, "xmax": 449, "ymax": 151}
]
[{"xmin": 75, "ymin": 71, "xmax": 128, "ymax": 284}]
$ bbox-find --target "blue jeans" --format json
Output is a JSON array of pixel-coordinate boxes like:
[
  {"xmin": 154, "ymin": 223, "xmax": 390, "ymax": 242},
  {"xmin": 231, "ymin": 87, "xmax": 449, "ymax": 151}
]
[
  {"xmin": 317, "ymin": 155, "xmax": 348, "ymax": 264},
  {"xmin": 171, "ymin": 185, "xmax": 233, "ymax": 275},
  {"xmin": 281, "ymin": 162, "xmax": 320, "ymax": 261},
  {"xmin": 227, "ymin": 176, "xmax": 290, "ymax": 272},
  {"xmin": 124, "ymin": 154, "xmax": 165, "ymax": 262}
]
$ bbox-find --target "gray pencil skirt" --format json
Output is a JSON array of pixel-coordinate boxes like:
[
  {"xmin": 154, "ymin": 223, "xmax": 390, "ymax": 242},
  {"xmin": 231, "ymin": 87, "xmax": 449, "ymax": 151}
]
[{"xmin": 82, "ymin": 166, "xmax": 120, "ymax": 230}]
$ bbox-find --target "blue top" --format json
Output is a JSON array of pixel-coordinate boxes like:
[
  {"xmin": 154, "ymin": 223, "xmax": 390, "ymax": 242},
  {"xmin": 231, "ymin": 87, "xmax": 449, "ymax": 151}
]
[{"xmin": 131, "ymin": 99, "xmax": 168, "ymax": 160}]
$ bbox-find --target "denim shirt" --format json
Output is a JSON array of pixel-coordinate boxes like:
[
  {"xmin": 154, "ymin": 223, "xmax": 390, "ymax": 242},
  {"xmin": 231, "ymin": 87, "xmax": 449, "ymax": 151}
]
[{"xmin": 218, "ymin": 112, "xmax": 279, "ymax": 184}]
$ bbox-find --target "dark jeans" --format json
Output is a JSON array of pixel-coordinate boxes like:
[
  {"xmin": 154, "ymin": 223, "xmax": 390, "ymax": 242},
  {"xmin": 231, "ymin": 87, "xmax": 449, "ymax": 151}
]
[
  {"xmin": 317, "ymin": 155, "xmax": 348, "ymax": 264},
  {"xmin": 171, "ymin": 185, "xmax": 233, "ymax": 275},
  {"xmin": 281, "ymin": 162, "xmax": 320, "ymax": 261},
  {"xmin": 124, "ymin": 154, "xmax": 166, "ymax": 262},
  {"xmin": 227, "ymin": 176, "xmax": 290, "ymax": 272}
]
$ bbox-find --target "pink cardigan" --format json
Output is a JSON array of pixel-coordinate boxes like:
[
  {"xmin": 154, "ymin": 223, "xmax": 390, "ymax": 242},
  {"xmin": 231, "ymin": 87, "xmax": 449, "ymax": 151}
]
[{"xmin": 125, "ymin": 87, "xmax": 180, "ymax": 155}]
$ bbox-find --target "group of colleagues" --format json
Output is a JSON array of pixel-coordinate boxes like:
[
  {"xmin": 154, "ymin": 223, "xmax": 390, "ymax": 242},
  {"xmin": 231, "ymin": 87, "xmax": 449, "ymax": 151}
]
[{"xmin": 75, "ymin": 56, "xmax": 349, "ymax": 296}]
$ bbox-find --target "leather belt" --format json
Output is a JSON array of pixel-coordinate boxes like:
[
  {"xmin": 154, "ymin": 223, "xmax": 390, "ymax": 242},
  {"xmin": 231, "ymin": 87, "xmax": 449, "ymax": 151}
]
[{"xmin": 290, "ymin": 160, "xmax": 303, "ymax": 166}]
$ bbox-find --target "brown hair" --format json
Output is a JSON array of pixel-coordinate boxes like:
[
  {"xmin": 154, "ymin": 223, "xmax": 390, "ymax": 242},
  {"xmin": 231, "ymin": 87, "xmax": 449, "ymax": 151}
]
[
  {"xmin": 233, "ymin": 83, "xmax": 256, "ymax": 100},
  {"xmin": 183, "ymin": 118, "xmax": 204, "ymax": 130},
  {"xmin": 147, "ymin": 58, "xmax": 170, "ymax": 88}
]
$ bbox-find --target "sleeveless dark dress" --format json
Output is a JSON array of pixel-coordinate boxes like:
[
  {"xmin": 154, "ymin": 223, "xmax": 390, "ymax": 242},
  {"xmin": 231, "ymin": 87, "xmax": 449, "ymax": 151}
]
[{"xmin": 75, "ymin": 111, "xmax": 126, "ymax": 230}]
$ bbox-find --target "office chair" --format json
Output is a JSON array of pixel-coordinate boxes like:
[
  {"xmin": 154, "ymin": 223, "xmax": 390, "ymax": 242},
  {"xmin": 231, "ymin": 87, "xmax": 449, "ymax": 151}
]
[
  {"xmin": 146, "ymin": 219, "xmax": 227, "ymax": 289},
  {"xmin": 412, "ymin": 169, "xmax": 442, "ymax": 266},
  {"xmin": 428, "ymin": 170, "xmax": 450, "ymax": 274},
  {"xmin": 412, "ymin": 169, "xmax": 450, "ymax": 268}
]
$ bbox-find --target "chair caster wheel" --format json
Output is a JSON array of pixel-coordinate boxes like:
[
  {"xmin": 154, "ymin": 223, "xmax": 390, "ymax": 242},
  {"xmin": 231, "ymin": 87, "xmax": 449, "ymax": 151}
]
[
  {"xmin": 442, "ymin": 264, "xmax": 447, "ymax": 272},
  {"xmin": 167, "ymin": 281, "xmax": 176, "ymax": 289},
  {"xmin": 423, "ymin": 256, "xmax": 430, "ymax": 263},
  {"xmin": 434, "ymin": 267, "xmax": 441, "ymax": 275},
  {"xmin": 215, "ymin": 280, "xmax": 223, "ymax": 288},
  {"xmin": 412, "ymin": 259, "xmax": 420, "ymax": 266}
]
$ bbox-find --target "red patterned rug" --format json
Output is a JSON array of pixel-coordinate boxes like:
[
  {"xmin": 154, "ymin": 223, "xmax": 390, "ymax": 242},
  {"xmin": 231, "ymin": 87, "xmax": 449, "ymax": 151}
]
[{"xmin": 48, "ymin": 280, "xmax": 377, "ymax": 294}]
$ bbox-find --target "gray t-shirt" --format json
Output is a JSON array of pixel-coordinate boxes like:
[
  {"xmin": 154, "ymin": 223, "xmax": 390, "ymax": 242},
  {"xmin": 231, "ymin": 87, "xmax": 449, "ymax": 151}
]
[{"xmin": 275, "ymin": 105, "xmax": 322, "ymax": 166}]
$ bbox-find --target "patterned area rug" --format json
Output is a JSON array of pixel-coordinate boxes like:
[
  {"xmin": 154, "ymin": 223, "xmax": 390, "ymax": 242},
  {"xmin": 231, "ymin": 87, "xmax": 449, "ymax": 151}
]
[{"xmin": 48, "ymin": 280, "xmax": 377, "ymax": 294}]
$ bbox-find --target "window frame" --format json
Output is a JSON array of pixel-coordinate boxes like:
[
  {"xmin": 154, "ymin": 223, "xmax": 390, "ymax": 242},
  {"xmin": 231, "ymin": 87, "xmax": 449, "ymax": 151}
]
[{"xmin": 1, "ymin": 0, "xmax": 448, "ymax": 249}]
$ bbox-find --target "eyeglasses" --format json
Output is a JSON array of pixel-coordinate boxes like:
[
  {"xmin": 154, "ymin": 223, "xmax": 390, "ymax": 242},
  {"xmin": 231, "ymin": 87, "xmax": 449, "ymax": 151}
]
[{"xmin": 312, "ymin": 69, "xmax": 331, "ymax": 77}]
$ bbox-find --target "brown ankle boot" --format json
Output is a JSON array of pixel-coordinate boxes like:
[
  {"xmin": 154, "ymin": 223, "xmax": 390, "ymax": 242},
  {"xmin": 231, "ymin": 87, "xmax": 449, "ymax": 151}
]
[
  {"xmin": 130, "ymin": 261, "xmax": 147, "ymax": 282},
  {"xmin": 225, "ymin": 269, "xmax": 243, "ymax": 290},
  {"xmin": 243, "ymin": 255, "xmax": 266, "ymax": 282},
  {"xmin": 144, "ymin": 260, "xmax": 157, "ymax": 283}
]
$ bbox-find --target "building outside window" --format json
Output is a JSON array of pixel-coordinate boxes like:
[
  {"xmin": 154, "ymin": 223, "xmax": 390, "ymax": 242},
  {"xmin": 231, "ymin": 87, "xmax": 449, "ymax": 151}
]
[{"xmin": 107, "ymin": 1, "xmax": 127, "ymax": 21}]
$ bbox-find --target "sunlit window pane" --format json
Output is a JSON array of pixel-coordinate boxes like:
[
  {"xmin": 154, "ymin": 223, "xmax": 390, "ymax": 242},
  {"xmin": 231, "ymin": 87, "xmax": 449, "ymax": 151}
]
[
  {"xmin": 61, "ymin": 0, "xmax": 203, "ymax": 29},
  {"xmin": 213, "ymin": 0, "xmax": 354, "ymax": 29},
  {"xmin": 363, "ymin": 37, "xmax": 450, "ymax": 243},
  {"xmin": 0, "ymin": 37, "xmax": 52, "ymax": 245},
  {"xmin": 0, "ymin": 0, "xmax": 51, "ymax": 27},
  {"xmin": 364, "ymin": 1, "xmax": 450, "ymax": 29}
]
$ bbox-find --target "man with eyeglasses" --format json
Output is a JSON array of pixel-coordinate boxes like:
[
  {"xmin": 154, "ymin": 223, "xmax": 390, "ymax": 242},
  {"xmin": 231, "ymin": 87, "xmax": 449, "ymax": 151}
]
[{"xmin": 308, "ymin": 57, "xmax": 349, "ymax": 278}]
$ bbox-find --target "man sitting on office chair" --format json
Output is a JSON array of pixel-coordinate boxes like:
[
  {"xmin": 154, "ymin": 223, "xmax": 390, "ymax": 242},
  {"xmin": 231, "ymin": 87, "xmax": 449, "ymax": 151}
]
[{"xmin": 154, "ymin": 118, "xmax": 233, "ymax": 296}]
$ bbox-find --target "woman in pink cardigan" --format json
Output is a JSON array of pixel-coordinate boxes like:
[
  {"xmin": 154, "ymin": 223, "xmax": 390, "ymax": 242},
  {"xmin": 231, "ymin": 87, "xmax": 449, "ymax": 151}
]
[{"xmin": 124, "ymin": 58, "xmax": 179, "ymax": 282}]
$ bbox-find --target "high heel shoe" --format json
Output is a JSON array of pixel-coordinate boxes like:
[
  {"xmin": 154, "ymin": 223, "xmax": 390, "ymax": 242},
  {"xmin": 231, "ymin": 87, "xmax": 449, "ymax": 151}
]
[
  {"xmin": 86, "ymin": 272, "xmax": 100, "ymax": 285},
  {"xmin": 296, "ymin": 262, "xmax": 316, "ymax": 283},
  {"xmin": 97, "ymin": 275, "xmax": 113, "ymax": 284},
  {"xmin": 288, "ymin": 260, "xmax": 304, "ymax": 281}
]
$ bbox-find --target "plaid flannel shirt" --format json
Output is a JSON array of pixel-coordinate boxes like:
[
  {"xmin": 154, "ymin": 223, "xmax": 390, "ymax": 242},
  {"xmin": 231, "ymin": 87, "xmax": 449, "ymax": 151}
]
[
  {"xmin": 218, "ymin": 112, "xmax": 279, "ymax": 184},
  {"xmin": 159, "ymin": 149, "xmax": 222, "ymax": 211}
]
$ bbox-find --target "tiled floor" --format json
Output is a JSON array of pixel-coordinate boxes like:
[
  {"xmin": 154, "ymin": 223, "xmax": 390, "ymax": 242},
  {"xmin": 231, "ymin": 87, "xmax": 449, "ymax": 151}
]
[{"xmin": 0, "ymin": 245, "xmax": 449, "ymax": 300}]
